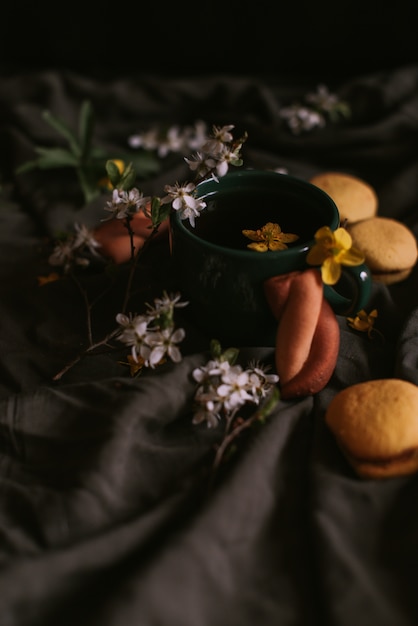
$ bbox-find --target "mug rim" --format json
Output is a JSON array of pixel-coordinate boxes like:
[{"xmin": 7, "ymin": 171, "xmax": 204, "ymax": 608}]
[{"xmin": 170, "ymin": 169, "xmax": 340, "ymax": 259}]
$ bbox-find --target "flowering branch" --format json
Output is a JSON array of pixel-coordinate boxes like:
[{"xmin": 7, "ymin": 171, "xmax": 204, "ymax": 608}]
[
  {"xmin": 45, "ymin": 123, "xmax": 248, "ymax": 380},
  {"xmin": 16, "ymin": 100, "xmax": 160, "ymax": 205},
  {"xmin": 191, "ymin": 340, "xmax": 280, "ymax": 490},
  {"xmin": 279, "ymin": 84, "xmax": 351, "ymax": 135}
]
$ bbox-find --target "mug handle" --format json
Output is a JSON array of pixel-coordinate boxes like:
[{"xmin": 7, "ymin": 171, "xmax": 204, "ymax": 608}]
[{"xmin": 323, "ymin": 262, "xmax": 372, "ymax": 316}]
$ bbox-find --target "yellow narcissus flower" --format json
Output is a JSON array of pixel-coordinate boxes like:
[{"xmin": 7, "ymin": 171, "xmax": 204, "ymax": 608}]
[
  {"xmin": 347, "ymin": 309, "xmax": 382, "ymax": 340},
  {"xmin": 242, "ymin": 222, "xmax": 299, "ymax": 252},
  {"xmin": 306, "ymin": 226, "xmax": 364, "ymax": 285}
]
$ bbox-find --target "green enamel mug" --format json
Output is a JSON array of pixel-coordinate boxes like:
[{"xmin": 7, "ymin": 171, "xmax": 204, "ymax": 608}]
[{"xmin": 169, "ymin": 169, "xmax": 372, "ymax": 346}]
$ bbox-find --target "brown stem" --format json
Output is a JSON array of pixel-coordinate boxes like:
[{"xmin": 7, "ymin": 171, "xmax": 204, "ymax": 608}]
[
  {"xmin": 52, "ymin": 327, "xmax": 120, "ymax": 381},
  {"xmin": 211, "ymin": 411, "xmax": 257, "ymax": 477},
  {"xmin": 207, "ymin": 387, "xmax": 280, "ymax": 492},
  {"xmin": 121, "ymin": 224, "xmax": 160, "ymax": 314},
  {"xmin": 70, "ymin": 272, "xmax": 94, "ymax": 346}
]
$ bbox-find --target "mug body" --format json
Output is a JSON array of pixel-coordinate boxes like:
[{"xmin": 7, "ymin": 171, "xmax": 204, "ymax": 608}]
[{"xmin": 169, "ymin": 170, "xmax": 346, "ymax": 346}]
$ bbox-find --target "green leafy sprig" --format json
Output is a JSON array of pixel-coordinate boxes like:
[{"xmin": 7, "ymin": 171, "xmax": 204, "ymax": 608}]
[{"xmin": 16, "ymin": 100, "xmax": 159, "ymax": 205}]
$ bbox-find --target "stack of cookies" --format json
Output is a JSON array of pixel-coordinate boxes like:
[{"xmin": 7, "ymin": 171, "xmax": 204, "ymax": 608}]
[
  {"xmin": 310, "ymin": 171, "xmax": 418, "ymax": 284},
  {"xmin": 310, "ymin": 172, "xmax": 418, "ymax": 479}
]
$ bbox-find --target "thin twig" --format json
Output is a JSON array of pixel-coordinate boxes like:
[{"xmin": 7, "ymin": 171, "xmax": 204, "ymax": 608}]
[
  {"xmin": 121, "ymin": 225, "xmax": 160, "ymax": 314},
  {"xmin": 210, "ymin": 411, "xmax": 259, "ymax": 479},
  {"xmin": 52, "ymin": 327, "xmax": 120, "ymax": 381},
  {"xmin": 70, "ymin": 272, "xmax": 94, "ymax": 346},
  {"xmin": 207, "ymin": 388, "xmax": 280, "ymax": 493},
  {"xmin": 51, "ymin": 220, "xmax": 161, "ymax": 381}
]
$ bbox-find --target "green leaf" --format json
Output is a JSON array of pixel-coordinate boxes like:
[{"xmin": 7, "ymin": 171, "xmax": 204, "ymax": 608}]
[
  {"xmin": 90, "ymin": 146, "xmax": 111, "ymax": 160},
  {"xmin": 258, "ymin": 387, "xmax": 280, "ymax": 422},
  {"xmin": 76, "ymin": 166, "xmax": 100, "ymax": 204},
  {"xmin": 106, "ymin": 159, "xmax": 122, "ymax": 187},
  {"xmin": 15, "ymin": 159, "xmax": 40, "ymax": 174},
  {"xmin": 151, "ymin": 198, "xmax": 170, "ymax": 228},
  {"xmin": 210, "ymin": 339, "xmax": 223, "ymax": 359},
  {"xmin": 222, "ymin": 347, "xmax": 239, "ymax": 365},
  {"xmin": 32, "ymin": 147, "xmax": 79, "ymax": 169},
  {"xmin": 42, "ymin": 110, "xmax": 81, "ymax": 157},
  {"xmin": 79, "ymin": 100, "xmax": 95, "ymax": 160},
  {"xmin": 118, "ymin": 162, "xmax": 137, "ymax": 191}
]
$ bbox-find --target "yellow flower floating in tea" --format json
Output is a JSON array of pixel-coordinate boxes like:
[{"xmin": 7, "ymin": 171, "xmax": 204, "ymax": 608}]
[
  {"xmin": 242, "ymin": 222, "xmax": 299, "ymax": 252},
  {"xmin": 306, "ymin": 226, "xmax": 364, "ymax": 285}
]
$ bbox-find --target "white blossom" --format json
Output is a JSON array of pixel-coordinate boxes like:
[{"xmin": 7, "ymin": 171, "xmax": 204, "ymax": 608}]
[
  {"xmin": 279, "ymin": 105, "xmax": 325, "ymax": 135},
  {"xmin": 246, "ymin": 361, "xmax": 279, "ymax": 399},
  {"xmin": 192, "ymin": 355, "xmax": 278, "ymax": 428},
  {"xmin": 147, "ymin": 327, "xmax": 186, "ymax": 368},
  {"xmin": 103, "ymin": 188, "xmax": 151, "ymax": 221},
  {"xmin": 161, "ymin": 182, "xmax": 207, "ymax": 227},
  {"xmin": 192, "ymin": 402, "xmax": 221, "ymax": 428},
  {"xmin": 48, "ymin": 240, "xmax": 77, "ymax": 272},
  {"xmin": 183, "ymin": 120, "xmax": 209, "ymax": 151},
  {"xmin": 192, "ymin": 358, "xmax": 231, "ymax": 383},
  {"xmin": 116, "ymin": 313, "xmax": 152, "ymax": 363},
  {"xmin": 217, "ymin": 366, "xmax": 253, "ymax": 412},
  {"xmin": 156, "ymin": 126, "xmax": 185, "ymax": 157},
  {"xmin": 213, "ymin": 143, "xmax": 242, "ymax": 177},
  {"xmin": 184, "ymin": 152, "xmax": 217, "ymax": 178},
  {"xmin": 128, "ymin": 121, "xmax": 211, "ymax": 157},
  {"xmin": 305, "ymin": 84, "xmax": 341, "ymax": 113},
  {"xmin": 145, "ymin": 291, "xmax": 189, "ymax": 318},
  {"xmin": 116, "ymin": 293, "xmax": 188, "ymax": 370},
  {"xmin": 73, "ymin": 223, "xmax": 102, "ymax": 256},
  {"xmin": 128, "ymin": 128, "xmax": 160, "ymax": 151},
  {"xmin": 202, "ymin": 124, "xmax": 235, "ymax": 155}
]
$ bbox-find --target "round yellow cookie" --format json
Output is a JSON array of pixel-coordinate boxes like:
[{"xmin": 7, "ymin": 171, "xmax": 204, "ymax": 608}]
[
  {"xmin": 309, "ymin": 171, "xmax": 378, "ymax": 224},
  {"xmin": 325, "ymin": 379, "xmax": 418, "ymax": 479},
  {"xmin": 347, "ymin": 216, "xmax": 418, "ymax": 284}
]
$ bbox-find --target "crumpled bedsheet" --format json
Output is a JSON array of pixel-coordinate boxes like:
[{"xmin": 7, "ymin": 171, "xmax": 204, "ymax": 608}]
[{"xmin": 1, "ymin": 65, "xmax": 418, "ymax": 626}]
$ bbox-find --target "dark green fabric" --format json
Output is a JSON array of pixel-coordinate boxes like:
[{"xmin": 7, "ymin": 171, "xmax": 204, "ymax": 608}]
[{"xmin": 1, "ymin": 66, "xmax": 418, "ymax": 625}]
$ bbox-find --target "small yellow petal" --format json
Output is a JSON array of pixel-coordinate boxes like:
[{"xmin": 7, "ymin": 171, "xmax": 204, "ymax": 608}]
[
  {"xmin": 242, "ymin": 229, "xmax": 261, "ymax": 241},
  {"xmin": 111, "ymin": 159, "xmax": 125, "ymax": 174},
  {"xmin": 263, "ymin": 222, "xmax": 282, "ymax": 234},
  {"xmin": 321, "ymin": 257, "xmax": 342, "ymax": 285},
  {"xmin": 278, "ymin": 233, "xmax": 299, "ymax": 243},
  {"xmin": 314, "ymin": 226, "xmax": 334, "ymax": 243},
  {"xmin": 269, "ymin": 241, "xmax": 289, "ymax": 251},
  {"xmin": 347, "ymin": 307, "xmax": 380, "ymax": 339},
  {"xmin": 333, "ymin": 227, "xmax": 353, "ymax": 250},
  {"xmin": 306, "ymin": 244, "xmax": 328, "ymax": 266},
  {"xmin": 351, "ymin": 319, "xmax": 370, "ymax": 332},
  {"xmin": 247, "ymin": 242, "xmax": 269, "ymax": 252},
  {"xmin": 340, "ymin": 246, "xmax": 365, "ymax": 266}
]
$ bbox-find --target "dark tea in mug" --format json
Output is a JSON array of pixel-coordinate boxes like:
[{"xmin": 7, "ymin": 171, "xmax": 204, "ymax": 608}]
[{"xmin": 187, "ymin": 187, "xmax": 329, "ymax": 250}]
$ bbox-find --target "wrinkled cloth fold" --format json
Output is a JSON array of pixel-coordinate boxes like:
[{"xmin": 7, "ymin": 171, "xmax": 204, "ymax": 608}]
[{"xmin": 1, "ymin": 66, "xmax": 418, "ymax": 625}]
